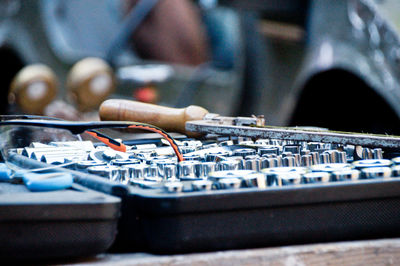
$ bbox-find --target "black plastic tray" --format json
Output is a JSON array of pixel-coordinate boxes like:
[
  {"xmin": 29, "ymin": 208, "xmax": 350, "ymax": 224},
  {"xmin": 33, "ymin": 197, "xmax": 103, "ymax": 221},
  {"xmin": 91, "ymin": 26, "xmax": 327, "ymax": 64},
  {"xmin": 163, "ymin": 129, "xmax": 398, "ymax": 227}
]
[
  {"xmin": 8, "ymin": 153, "xmax": 400, "ymax": 254},
  {"xmin": 0, "ymin": 155, "xmax": 121, "ymax": 261}
]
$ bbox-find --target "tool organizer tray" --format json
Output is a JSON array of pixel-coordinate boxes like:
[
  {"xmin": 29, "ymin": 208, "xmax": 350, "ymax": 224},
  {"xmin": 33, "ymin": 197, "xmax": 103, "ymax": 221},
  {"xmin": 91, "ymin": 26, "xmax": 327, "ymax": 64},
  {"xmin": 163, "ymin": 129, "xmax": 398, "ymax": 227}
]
[
  {"xmin": 7, "ymin": 150, "xmax": 400, "ymax": 254},
  {"xmin": 0, "ymin": 155, "xmax": 121, "ymax": 261}
]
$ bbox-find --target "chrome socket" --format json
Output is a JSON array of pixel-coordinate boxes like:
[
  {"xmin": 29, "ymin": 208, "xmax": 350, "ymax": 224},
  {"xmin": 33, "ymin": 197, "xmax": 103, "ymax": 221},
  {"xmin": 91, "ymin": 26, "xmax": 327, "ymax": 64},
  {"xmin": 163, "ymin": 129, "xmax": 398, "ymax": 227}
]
[
  {"xmin": 192, "ymin": 180, "xmax": 213, "ymax": 191},
  {"xmin": 164, "ymin": 181, "xmax": 184, "ymax": 193},
  {"xmin": 361, "ymin": 167, "xmax": 392, "ymax": 179},
  {"xmin": 331, "ymin": 169, "xmax": 361, "ymax": 181},
  {"xmin": 125, "ymin": 164, "xmax": 148, "ymax": 179},
  {"xmin": 302, "ymin": 172, "xmax": 330, "ymax": 184}
]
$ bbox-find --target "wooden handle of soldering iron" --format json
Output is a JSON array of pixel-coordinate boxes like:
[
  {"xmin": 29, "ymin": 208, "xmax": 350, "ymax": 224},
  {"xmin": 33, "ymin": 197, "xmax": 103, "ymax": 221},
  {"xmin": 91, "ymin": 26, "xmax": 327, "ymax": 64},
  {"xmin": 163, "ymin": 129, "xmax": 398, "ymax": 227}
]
[{"xmin": 99, "ymin": 99, "xmax": 209, "ymax": 136}]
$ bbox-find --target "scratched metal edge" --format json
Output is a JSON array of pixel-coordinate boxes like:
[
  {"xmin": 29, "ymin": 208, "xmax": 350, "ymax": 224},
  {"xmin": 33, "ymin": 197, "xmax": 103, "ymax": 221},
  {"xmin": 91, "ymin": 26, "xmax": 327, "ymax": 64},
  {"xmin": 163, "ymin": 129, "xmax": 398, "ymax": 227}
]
[{"xmin": 186, "ymin": 121, "xmax": 400, "ymax": 148}]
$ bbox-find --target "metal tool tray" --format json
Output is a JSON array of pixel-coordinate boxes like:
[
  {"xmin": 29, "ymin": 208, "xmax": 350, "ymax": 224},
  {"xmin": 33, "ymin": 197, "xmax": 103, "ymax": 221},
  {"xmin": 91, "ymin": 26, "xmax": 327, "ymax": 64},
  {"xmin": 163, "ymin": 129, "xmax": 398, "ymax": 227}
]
[
  {"xmin": 0, "ymin": 156, "xmax": 121, "ymax": 261},
  {"xmin": 8, "ymin": 152, "xmax": 400, "ymax": 254}
]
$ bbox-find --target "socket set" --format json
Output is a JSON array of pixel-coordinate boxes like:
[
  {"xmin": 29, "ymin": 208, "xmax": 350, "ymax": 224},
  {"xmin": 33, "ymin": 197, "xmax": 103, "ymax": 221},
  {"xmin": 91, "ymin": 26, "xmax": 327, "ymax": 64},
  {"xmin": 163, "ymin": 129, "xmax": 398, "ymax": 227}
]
[
  {"xmin": 6, "ymin": 136, "xmax": 400, "ymax": 253},
  {"xmin": 10, "ymin": 137, "xmax": 395, "ymax": 188}
]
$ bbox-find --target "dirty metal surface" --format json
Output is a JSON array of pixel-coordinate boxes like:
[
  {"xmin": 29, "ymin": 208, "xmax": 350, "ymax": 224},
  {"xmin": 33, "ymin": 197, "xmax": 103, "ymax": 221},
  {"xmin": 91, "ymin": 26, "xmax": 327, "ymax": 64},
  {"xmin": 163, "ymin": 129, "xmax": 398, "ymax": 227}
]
[{"xmin": 186, "ymin": 120, "xmax": 400, "ymax": 149}]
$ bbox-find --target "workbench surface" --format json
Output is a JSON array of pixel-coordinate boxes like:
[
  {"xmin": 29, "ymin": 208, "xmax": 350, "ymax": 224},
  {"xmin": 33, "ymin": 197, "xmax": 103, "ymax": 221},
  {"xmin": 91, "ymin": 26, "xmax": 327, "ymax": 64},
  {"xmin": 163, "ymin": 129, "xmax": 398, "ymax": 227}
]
[{"xmin": 66, "ymin": 238, "xmax": 400, "ymax": 265}]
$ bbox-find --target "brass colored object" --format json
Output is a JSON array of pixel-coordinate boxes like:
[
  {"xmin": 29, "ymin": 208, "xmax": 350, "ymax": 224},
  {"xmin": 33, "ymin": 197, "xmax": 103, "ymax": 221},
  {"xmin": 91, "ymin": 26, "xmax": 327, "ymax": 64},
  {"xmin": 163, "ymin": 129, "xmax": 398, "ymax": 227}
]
[
  {"xmin": 10, "ymin": 64, "xmax": 58, "ymax": 115},
  {"xmin": 67, "ymin": 57, "xmax": 115, "ymax": 112}
]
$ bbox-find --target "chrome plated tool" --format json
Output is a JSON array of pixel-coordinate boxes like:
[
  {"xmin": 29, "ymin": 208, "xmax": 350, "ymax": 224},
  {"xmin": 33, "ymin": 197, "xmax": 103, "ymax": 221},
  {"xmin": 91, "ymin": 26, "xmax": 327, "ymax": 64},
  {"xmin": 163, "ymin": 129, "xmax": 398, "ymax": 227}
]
[{"xmin": 99, "ymin": 99, "xmax": 400, "ymax": 149}]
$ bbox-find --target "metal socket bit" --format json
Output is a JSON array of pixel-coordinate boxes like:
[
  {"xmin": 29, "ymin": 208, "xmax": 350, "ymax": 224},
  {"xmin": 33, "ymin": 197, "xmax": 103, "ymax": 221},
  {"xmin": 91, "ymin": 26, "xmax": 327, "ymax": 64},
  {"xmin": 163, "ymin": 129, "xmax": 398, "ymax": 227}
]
[
  {"xmin": 238, "ymin": 139, "xmax": 254, "ymax": 145},
  {"xmin": 125, "ymin": 164, "xmax": 148, "ymax": 179},
  {"xmin": 220, "ymin": 160, "xmax": 241, "ymax": 171},
  {"xmin": 40, "ymin": 153, "xmax": 87, "ymax": 164},
  {"xmin": 146, "ymin": 164, "xmax": 159, "ymax": 177},
  {"xmin": 275, "ymin": 172, "xmax": 302, "ymax": 186},
  {"xmin": 102, "ymin": 149, "xmax": 119, "ymax": 160},
  {"xmin": 87, "ymin": 165, "xmax": 129, "ymax": 183},
  {"xmin": 241, "ymin": 173, "xmax": 266, "ymax": 188},
  {"xmin": 134, "ymin": 144, "xmax": 157, "ymax": 150},
  {"xmin": 311, "ymin": 163, "xmax": 352, "ymax": 173},
  {"xmin": 29, "ymin": 142, "xmax": 52, "ymax": 148},
  {"xmin": 182, "ymin": 154, "xmax": 202, "ymax": 161},
  {"xmin": 143, "ymin": 175, "xmax": 163, "ymax": 182},
  {"xmin": 255, "ymin": 139, "xmax": 270, "ymax": 146},
  {"xmin": 331, "ymin": 169, "xmax": 360, "ymax": 181},
  {"xmin": 327, "ymin": 150, "xmax": 340, "ymax": 163},
  {"xmin": 269, "ymin": 139, "xmax": 282, "ymax": 146},
  {"xmin": 302, "ymin": 172, "xmax": 330, "ymax": 184},
  {"xmin": 200, "ymin": 162, "xmax": 217, "ymax": 178},
  {"xmin": 147, "ymin": 156, "xmax": 173, "ymax": 164},
  {"xmin": 260, "ymin": 157, "xmax": 279, "ymax": 169},
  {"xmin": 362, "ymin": 148, "xmax": 373, "ymax": 159},
  {"xmin": 259, "ymin": 147, "xmax": 279, "ymax": 156},
  {"xmin": 392, "ymin": 157, "xmax": 400, "ymax": 165},
  {"xmin": 90, "ymin": 149, "xmax": 129, "ymax": 162},
  {"xmin": 307, "ymin": 142, "xmax": 322, "ymax": 152},
  {"xmin": 361, "ymin": 167, "xmax": 392, "ymax": 179},
  {"xmin": 310, "ymin": 152, "xmax": 320, "ymax": 165},
  {"xmin": 337, "ymin": 151, "xmax": 348, "ymax": 163},
  {"xmin": 233, "ymin": 148, "xmax": 256, "ymax": 157},
  {"xmin": 277, "ymin": 156, "xmax": 283, "ymax": 167},
  {"xmin": 262, "ymin": 153, "xmax": 277, "ymax": 159},
  {"xmin": 155, "ymin": 160, "xmax": 177, "ymax": 178},
  {"xmin": 164, "ymin": 181, "xmax": 183, "ymax": 193},
  {"xmin": 320, "ymin": 152, "xmax": 331, "ymax": 164},
  {"xmin": 391, "ymin": 165, "xmax": 400, "ymax": 177},
  {"xmin": 217, "ymin": 178, "xmax": 241, "ymax": 189},
  {"xmin": 23, "ymin": 146, "xmax": 84, "ymax": 158},
  {"xmin": 244, "ymin": 155, "xmax": 260, "ymax": 171},
  {"xmin": 50, "ymin": 140, "xmax": 95, "ymax": 152},
  {"xmin": 282, "ymin": 156, "xmax": 295, "ymax": 167},
  {"xmin": 219, "ymin": 140, "xmax": 234, "ymax": 146},
  {"xmin": 192, "ymin": 180, "xmax": 213, "ymax": 191},
  {"xmin": 178, "ymin": 161, "xmax": 202, "ymax": 179},
  {"xmin": 283, "ymin": 145, "xmax": 300, "ymax": 154},
  {"xmin": 262, "ymin": 167, "xmax": 307, "ymax": 186},
  {"xmin": 293, "ymin": 154, "xmax": 301, "ymax": 167},
  {"xmin": 117, "ymin": 167, "xmax": 130, "ymax": 184},
  {"xmin": 228, "ymin": 156, "xmax": 245, "ymax": 170},
  {"xmin": 180, "ymin": 146, "xmax": 196, "ymax": 154},
  {"xmin": 301, "ymin": 155, "xmax": 312, "ymax": 167},
  {"xmin": 372, "ymin": 148, "xmax": 383, "ymax": 159},
  {"xmin": 352, "ymin": 159, "xmax": 392, "ymax": 169},
  {"xmin": 208, "ymin": 170, "xmax": 255, "ymax": 180},
  {"xmin": 31, "ymin": 149, "xmax": 87, "ymax": 160},
  {"xmin": 180, "ymin": 140, "xmax": 203, "ymax": 148},
  {"xmin": 111, "ymin": 158, "xmax": 141, "ymax": 166},
  {"xmin": 130, "ymin": 149, "xmax": 157, "ymax": 159},
  {"xmin": 281, "ymin": 151, "xmax": 293, "ymax": 158},
  {"xmin": 75, "ymin": 160, "xmax": 106, "ymax": 171},
  {"xmin": 205, "ymin": 151, "xmax": 231, "ymax": 162},
  {"xmin": 163, "ymin": 164, "xmax": 177, "ymax": 180}
]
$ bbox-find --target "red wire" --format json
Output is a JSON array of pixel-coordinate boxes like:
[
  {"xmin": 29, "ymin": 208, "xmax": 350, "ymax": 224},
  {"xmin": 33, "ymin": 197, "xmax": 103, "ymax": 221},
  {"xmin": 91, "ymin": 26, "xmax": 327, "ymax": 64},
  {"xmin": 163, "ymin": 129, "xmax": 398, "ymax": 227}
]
[
  {"xmin": 127, "ymin": 125, "xmax": 184, "ymax": 162},
  {"xmin": 85, "ymin": 124, "xmax": 184, "ymax": 162}
]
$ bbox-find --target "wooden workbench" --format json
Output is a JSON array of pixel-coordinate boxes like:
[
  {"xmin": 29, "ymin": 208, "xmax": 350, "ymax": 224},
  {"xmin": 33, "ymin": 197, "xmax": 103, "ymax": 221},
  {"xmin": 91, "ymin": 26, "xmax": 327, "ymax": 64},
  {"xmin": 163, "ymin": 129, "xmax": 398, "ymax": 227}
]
[{"xmin": 68, "ymin": 238, "xmax": 400, "ymax": 265}]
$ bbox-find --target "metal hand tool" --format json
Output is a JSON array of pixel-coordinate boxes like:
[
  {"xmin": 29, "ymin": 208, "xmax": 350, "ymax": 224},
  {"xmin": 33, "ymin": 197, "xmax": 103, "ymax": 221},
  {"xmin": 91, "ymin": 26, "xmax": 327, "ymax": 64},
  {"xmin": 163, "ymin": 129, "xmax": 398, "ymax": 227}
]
[
  {"xmin": 99, "ymin": 99, "xmax": 400, "ymax": 149},
  {"xmin": 0, "ymin": 162, "xmax": 74, "ymax": 191}
]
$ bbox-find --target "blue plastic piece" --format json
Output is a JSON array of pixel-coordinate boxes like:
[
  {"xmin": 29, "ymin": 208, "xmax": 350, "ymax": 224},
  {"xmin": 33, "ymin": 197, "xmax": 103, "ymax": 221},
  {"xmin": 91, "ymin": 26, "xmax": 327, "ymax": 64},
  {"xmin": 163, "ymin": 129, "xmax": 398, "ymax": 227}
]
[
  {"xmin": 22, "ymin": 172, "xmax": 74, "ymax": 192},
  {"xmin": 0, "ymin": 163, "xmax": 12, "ymax": 181}
]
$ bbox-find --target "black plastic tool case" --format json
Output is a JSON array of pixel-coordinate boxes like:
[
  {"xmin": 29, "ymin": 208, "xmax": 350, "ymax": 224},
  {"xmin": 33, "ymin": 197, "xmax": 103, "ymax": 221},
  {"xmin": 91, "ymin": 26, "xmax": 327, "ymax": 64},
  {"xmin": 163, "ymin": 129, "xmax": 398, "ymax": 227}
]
[
  {"xmin": 1, "ymin": 155, "xmax": 121, "ymax": 261},
  {"xmin": 7, "ymin": 153, "xmax": 400, "ymax": 254}
]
